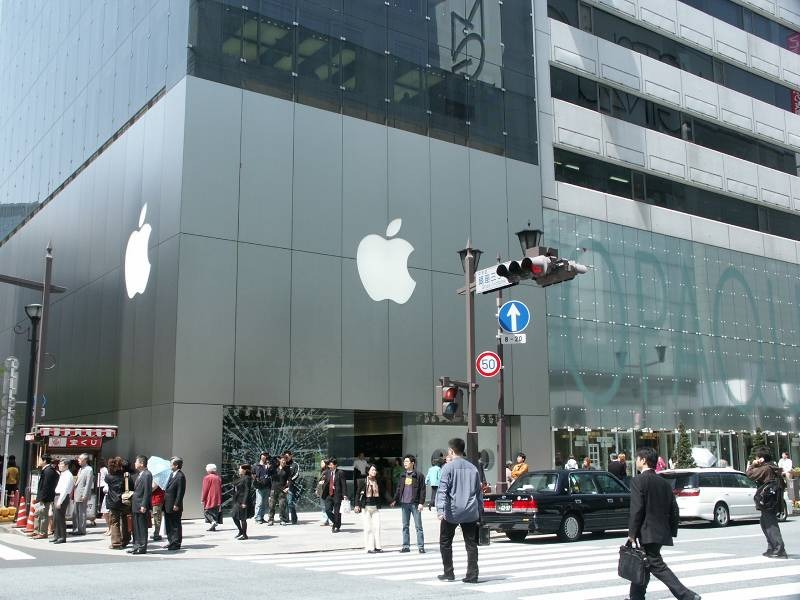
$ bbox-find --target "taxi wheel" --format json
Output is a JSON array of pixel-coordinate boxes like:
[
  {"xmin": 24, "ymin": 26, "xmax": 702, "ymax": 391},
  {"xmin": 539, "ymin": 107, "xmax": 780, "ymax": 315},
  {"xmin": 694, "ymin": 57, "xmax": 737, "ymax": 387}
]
[
  {"xmin": 557, "ymin": 513, "xmax": 583, "ymax": 542},
  {"xmin": 712, "ymin": 502, "xmax": 730, "ymax": 527},
  {"xmin": 505, "ymin": 531, "xmax": 528, "ymax": 543}
]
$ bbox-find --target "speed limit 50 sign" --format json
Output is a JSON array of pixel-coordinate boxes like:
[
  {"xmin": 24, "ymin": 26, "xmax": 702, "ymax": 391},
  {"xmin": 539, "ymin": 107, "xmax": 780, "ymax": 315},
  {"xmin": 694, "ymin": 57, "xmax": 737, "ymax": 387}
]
[{"xmin": 475, "ymin": 351, "xmax": 502, "ymax": 378}]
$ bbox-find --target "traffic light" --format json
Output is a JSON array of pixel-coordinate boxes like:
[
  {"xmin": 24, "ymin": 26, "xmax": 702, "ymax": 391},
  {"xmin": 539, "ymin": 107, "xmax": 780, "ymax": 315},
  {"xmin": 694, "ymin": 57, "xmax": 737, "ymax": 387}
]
[
  {"xmin": 435, "ymin": 382, "xmax": 463, "ymax": 420},
  {"xmin": 533, "ymin": 259, "xmax": 587, "ymax": 287},
  {"xmin": 496, "ymin": 241, "xmax": 587, "ymax": 288}
]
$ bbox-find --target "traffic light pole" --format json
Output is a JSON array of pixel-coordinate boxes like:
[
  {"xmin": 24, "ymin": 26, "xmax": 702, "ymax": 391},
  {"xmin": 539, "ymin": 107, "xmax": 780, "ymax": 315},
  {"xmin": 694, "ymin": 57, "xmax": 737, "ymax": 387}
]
[
  {"xmin": 495, "ymin": 256, "xmax": 507, "ymax": 493},
  {"xmin": 464, "ymin": 248, "xmax": 479, "ymax": 467}
]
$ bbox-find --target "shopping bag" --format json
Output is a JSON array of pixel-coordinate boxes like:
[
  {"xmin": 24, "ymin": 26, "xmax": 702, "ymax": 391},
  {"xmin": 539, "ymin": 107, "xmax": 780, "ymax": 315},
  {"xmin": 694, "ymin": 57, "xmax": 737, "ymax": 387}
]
[
  {"xmin": 618, "ymin": 541, "xmax": 649, "ymax": 585},
  {"xmin": 478, "ymin": 524, "xmax": 491, "ymax": 546},
  {"xmin": 341, "ymin": 498, "xmax": 352, "ymax": 513}
]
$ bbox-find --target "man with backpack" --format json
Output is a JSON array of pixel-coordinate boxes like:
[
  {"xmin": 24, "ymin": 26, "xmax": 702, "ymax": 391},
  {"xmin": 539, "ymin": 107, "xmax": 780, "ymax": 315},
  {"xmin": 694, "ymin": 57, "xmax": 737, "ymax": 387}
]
[{"xmin": 747, "ymin": 447, "xmax": 787, "ymax": 559}]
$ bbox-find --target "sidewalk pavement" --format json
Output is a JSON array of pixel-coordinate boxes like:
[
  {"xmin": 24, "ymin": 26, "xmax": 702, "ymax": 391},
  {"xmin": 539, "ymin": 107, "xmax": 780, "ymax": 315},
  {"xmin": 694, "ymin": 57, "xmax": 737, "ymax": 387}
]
[{"xmin": 0, "ymin": 507, "xmax": 495, "ymax": 559}]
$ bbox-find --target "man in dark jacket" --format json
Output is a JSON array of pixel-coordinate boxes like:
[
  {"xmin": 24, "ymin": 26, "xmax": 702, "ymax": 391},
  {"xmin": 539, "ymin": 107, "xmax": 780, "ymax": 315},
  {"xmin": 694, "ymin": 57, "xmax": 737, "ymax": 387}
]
[
  {"xmin": 391, "ymin": 454, "xmax": 426, "ymax": 553},
  {"xmin": 747, "ymin": 447, "xmax": 787, "ymax": 558},
  {"xmin": 129, "ymin": 455, "xmax": 153, "ymax": 555},
  {"xmin": 33, "ymin": 455, "xmax": 59, "ymax": 538},
  {"xmin": 163, "ymin": 456, "xmax": 186, "ymax": 551},
  {"xmin": 627, "ymin": 447, "xmax": 700, "ymax": 600},
  {"xmin": 285, "ymin": 450, "xmax": 300, "ymax": 525},
  {"xmin": 321, "ymin": 458, "xmax": 348, "ymax": 533},
  {"xmin": 608, "ymin": 453, "xmax": 627, "ymax": 482}
]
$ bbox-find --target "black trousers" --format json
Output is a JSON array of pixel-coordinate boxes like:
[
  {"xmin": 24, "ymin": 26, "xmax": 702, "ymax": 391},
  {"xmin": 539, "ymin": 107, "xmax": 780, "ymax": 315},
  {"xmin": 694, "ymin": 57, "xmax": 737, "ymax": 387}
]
[
  {"xmin": 439, "ymin": 520, "xmax": 479, "ymax": 579},
  {"xmin": 760, "ymin": 509, "xmax": 786, "ymax": 555},
  {"xmin": 132, "ymin": 511, "xmax": 149, "ymax": 551},
  {"xmin": 233, "ymin": 517, "xmax": 247, "ymax": 536},
  {"xmin": 164, "ymin": 510, "xmax": 182, "ymax": 547},
  {"xmin": 629, "ymin": 544, "xmax": 694, "ymax": 600},
  {"xmin": 324, "ymin": 497, "xmax": 342, "ymax": 529}
]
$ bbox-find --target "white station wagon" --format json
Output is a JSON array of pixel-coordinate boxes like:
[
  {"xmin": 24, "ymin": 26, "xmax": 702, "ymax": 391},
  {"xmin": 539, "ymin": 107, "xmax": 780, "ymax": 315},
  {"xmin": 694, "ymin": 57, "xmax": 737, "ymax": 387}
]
[{"xmin": 658, "ymin": 468, "xmax": 789, "ymax": 527}]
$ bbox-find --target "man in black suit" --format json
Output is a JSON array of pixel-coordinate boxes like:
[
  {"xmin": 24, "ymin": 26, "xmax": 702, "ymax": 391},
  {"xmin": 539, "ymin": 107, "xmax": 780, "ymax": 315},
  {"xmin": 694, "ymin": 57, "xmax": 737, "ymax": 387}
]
[
  {"xmin": 164, "ymin": 456, "xmax": 186, "ymax": 551},
  {"xmin": 33, "ymin": 455, "xmax": 59, "ymax": 538},
  {"xmin": 321, "ymin": 457, "xmax": 348, "ymax": 533},
  {"xmin": 129, "ymin": 455, "xmax": 152, "ymax": 555},
  {"xmin": 627, "ymin": 447, "xmax": 700, "ymax": 600}
]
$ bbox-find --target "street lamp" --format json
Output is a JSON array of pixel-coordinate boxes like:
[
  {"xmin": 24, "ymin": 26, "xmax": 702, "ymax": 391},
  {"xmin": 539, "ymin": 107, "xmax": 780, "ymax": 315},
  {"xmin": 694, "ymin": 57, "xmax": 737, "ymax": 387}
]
[
  {"xmin": 20, "ymin": 303, "xmax": 42, "ymax": 501},
  {"xmin": 458, "ymin": 243, "xmax": 482, "ymax": 466},
  {"xmin": 515, "ymin": 228, "xmax": 543, "ymax": 254}
]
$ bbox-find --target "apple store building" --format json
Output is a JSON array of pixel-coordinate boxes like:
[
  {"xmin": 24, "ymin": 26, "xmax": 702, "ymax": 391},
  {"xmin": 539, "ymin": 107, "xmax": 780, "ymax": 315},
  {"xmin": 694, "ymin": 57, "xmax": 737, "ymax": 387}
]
[{"xmin": 1, "ymin": 1, "xmax": 800, "ymax": 515}]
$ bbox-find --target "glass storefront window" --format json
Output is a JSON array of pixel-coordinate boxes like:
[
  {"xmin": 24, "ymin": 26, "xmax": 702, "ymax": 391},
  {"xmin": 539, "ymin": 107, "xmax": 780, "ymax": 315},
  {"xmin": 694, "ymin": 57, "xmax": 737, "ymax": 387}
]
[{"xmin": 189, "ymin": 0, "xmax": 538, "ymax": 164}]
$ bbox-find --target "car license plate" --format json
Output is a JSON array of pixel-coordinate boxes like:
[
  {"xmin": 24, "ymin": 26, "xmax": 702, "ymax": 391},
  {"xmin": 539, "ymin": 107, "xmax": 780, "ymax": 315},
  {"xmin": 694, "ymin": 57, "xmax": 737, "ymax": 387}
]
[{"xmin": 497, "ymin": 502, "xmax": 511, "ymax": 513}]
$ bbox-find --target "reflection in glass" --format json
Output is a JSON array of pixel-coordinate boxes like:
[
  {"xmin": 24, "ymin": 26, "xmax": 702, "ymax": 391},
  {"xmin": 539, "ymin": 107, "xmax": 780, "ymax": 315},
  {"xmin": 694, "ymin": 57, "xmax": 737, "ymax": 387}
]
[{"xmin": 190, "ymin": 0, "xmax": 538, "ymax": 164}]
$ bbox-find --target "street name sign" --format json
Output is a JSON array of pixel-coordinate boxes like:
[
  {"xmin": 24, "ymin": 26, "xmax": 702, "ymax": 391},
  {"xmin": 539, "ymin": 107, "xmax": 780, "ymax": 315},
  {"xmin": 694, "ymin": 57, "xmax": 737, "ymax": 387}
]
[
  {"xmin": 498, "ymin": 300, "xmax": 530, "ymax": 333},
  {"xmin": 475, "ymin": 266, "xmax": 516, "ymax": 294}
]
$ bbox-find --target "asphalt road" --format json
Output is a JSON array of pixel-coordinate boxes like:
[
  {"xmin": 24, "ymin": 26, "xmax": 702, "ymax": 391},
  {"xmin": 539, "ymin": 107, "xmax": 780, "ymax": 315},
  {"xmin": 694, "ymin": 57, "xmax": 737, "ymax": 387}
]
[{"xmin": 1, "ymin": 519, "xmax": 798, "ymax": 599}]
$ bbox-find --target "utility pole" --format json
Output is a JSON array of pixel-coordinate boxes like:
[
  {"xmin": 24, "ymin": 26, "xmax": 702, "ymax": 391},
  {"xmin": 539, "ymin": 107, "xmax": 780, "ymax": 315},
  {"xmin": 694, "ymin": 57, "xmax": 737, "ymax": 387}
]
[
  {"xmin": 463, "ymin": 244, "xmax": 479, "ymax": 466},
  {"xmin": 495, "ymin": 255, "xmax": 507, "ymax": 493}
]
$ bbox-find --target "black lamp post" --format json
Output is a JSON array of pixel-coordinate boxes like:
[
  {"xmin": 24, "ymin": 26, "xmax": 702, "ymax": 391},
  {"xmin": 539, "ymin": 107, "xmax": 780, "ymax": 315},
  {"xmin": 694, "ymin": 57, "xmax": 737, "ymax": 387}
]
[
  {"xmin": 458, "ymin": 243, "xmax": 482, "ymax": 466},
  {"xmin": 20, "ymin": 303, "xmax": 42, "ymax": 499}
]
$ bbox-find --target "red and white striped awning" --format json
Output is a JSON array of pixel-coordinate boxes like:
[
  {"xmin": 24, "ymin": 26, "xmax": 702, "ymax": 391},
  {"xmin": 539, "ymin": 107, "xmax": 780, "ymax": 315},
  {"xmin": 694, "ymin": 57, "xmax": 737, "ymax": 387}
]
[{"xmin": 34, "ymin": 425, "xmax": 117, "ymax": 438}]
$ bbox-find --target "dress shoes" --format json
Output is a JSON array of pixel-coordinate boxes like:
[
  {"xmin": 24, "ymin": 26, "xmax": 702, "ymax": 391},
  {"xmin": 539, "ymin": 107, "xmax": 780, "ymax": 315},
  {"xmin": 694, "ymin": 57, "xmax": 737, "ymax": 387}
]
[
  {"xmin": 768, "ymin": 552, "xmax": 788, "ymax": 559},
  {"xmin": 461, "ymin": 577, "xmax": 479, "ymax": 584},
  {"xmin": 48, "ymin": 538, "xmax": 57, "ymax": 543},
  {"xmin": 167, "ymin": 545, "xmax": 181, "ymax": 551},
  {"xmin": 152, "ymin": 535, "xmax": 163, "ymax": 541},
  {"xmin": 399, "ymin": 547, "xmax": 410, "ymax": 553},
  {"xmin": 437, "ymin": 574, "xmax": 455, "ymax": 582},
  {"xmin": 238, "ymin": 534, "xmax": 248, "ymax": 541},
  {"xmin": 52, "ymin": 539, "xmax": 66, "ymax": 544}
]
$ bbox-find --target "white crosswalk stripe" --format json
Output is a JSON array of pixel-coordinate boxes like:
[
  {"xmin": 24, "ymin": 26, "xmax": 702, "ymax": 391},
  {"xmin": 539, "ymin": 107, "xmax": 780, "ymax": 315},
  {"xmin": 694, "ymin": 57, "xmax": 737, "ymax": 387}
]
[
  {"xmin": 228, "ymin": 542, "xmax": 800, "ymax": 599},
  {"xmin": 0, "ymin": 543, "xmax": 35, "ymax": 561}
]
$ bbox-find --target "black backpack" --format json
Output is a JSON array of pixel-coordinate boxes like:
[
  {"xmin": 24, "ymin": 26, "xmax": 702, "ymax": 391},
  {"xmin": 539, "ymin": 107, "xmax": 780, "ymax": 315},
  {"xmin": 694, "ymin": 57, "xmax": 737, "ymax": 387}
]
[{"xmin": 754, "ymin": 479, "xmax": 782, "ymax": 513}]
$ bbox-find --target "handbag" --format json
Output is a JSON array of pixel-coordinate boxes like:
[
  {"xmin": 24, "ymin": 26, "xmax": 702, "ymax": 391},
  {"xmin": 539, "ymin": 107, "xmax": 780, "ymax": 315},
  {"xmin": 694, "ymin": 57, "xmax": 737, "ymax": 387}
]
[
  {"xmin": 341, "ymin": 498, "xmax": 352, "ymax": 513},
  {"xmin": 618, "ymin": 540, "xmax": 649, "ymax": 585},
  {"xmin": 121, "ymin": 473, "xmax": 133, "ymax": 506}
]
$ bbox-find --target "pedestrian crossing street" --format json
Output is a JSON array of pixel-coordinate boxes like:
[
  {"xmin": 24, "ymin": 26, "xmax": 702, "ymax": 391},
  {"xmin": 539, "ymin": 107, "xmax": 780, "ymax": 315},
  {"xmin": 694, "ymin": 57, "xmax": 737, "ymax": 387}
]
[
  {"xmin": 228, "ymin": 539, "xmax": 800, "ymax": 599},
  {"xmin": 0, "ymin": 543, "xmax": 34, "ymax": 561}
]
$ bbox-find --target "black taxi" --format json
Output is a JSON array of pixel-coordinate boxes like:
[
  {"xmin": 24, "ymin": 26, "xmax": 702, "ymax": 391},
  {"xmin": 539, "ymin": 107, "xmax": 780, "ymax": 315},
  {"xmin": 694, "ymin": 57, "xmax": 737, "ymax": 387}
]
[{"xmin": 482, "ymin": 469, "xmax": 630, "ymax": 542}]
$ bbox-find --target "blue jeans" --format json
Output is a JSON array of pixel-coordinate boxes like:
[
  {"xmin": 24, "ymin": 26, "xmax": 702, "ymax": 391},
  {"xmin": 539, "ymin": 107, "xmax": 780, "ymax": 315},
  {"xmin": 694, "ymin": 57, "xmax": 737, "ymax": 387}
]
[
  {"xmin": 401, "ymin": 503, "xmax": 424, "ymax": 549},
  {"xmin": 287, "ymin": 489, "xmax": 297, "ymax": 524},
  {"xmin": 254, "ymin": 488, "xmax": 269, "ymax": 522}
]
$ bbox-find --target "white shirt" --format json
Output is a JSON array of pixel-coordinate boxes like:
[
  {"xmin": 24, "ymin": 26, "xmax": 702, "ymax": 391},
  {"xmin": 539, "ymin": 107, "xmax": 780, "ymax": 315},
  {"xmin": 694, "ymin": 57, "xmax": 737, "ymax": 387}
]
[
  {"xmin": 353, "ymin": 458, "xmax": 368, "ymax": 476},
  {"xmin": 778, "ymin": 457, "xmax": 793, "ymax": 472},
  {"xmin": 54, "ymin": 470, "xmax": 75, "ymax": 507}
]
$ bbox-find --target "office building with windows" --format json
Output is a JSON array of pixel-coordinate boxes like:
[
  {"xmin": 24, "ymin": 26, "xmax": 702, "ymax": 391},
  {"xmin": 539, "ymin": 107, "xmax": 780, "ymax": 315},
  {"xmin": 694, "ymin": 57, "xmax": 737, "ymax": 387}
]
[{"xmin": 0, "ymin": 0, "xmax": 799, "ymax": 514}]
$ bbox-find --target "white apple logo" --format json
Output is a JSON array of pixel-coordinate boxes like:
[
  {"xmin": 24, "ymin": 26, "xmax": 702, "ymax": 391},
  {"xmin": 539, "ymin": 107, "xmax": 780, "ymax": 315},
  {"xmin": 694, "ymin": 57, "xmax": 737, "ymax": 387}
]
[
  {"xmin": 124, "ymin": 204, "xmax": 152, "ymax": 299},
  {"xmin": 356, "ymin": 219, "xmax": 416, "ymax": 304}
]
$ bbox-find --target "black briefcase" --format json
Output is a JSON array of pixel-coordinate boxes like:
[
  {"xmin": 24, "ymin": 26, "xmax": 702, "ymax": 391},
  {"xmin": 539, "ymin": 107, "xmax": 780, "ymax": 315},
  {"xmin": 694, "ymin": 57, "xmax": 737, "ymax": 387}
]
[
  {"xmin": 478, "ymin": 524, "xmax": 491, "ymax": 546},
  {"xmin": 618, "ymin": 541, "xmax": 649, "ymax": 585}
]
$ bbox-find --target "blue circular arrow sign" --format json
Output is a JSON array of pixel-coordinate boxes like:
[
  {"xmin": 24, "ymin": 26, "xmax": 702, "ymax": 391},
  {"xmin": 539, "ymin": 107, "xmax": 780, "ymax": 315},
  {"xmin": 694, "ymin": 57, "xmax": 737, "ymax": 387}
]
[{"xmin": 498, "ymin": 300, "xmax": 530, "ymax": 333}]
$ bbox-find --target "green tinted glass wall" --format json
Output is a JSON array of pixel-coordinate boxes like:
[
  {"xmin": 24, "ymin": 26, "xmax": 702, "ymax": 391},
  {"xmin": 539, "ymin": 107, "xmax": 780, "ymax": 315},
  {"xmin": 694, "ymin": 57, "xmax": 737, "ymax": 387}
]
[{"xmin": 544, "ymin": 209, "xmax": 800, "ymax": 433}]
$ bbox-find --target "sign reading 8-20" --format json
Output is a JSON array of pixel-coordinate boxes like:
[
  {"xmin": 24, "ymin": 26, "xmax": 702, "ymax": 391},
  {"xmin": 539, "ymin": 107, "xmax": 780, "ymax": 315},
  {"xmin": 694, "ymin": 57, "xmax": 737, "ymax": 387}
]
[{"xmin": 451, "ymin": 0, "xmax": 485, "ymax": 79}]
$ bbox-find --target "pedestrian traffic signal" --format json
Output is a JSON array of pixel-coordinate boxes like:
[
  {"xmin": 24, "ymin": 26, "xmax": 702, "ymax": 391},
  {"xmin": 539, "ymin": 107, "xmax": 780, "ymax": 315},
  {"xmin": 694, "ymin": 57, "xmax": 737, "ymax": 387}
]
[{"xmin": 436, "ymin": 383, "xmax": 463, "ymax": 421}]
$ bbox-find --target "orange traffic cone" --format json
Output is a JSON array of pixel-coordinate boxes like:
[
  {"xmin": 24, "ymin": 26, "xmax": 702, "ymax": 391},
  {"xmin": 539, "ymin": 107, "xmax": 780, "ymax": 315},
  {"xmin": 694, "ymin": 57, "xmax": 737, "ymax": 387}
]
[
  {"xmin": 24, "ymin": 503, "xmax": 36, "ymax": 535},
  {"xmin": 12, "ymin": 496, "xmax": 26, "ymax": 528}
]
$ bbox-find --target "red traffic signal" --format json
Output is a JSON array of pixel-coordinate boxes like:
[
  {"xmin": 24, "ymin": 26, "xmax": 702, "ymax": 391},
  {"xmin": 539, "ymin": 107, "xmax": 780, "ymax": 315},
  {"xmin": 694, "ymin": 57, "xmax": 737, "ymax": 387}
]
[{"xmin": 435, "ymin": 383, "xmax": 463, "ymax": 420}]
